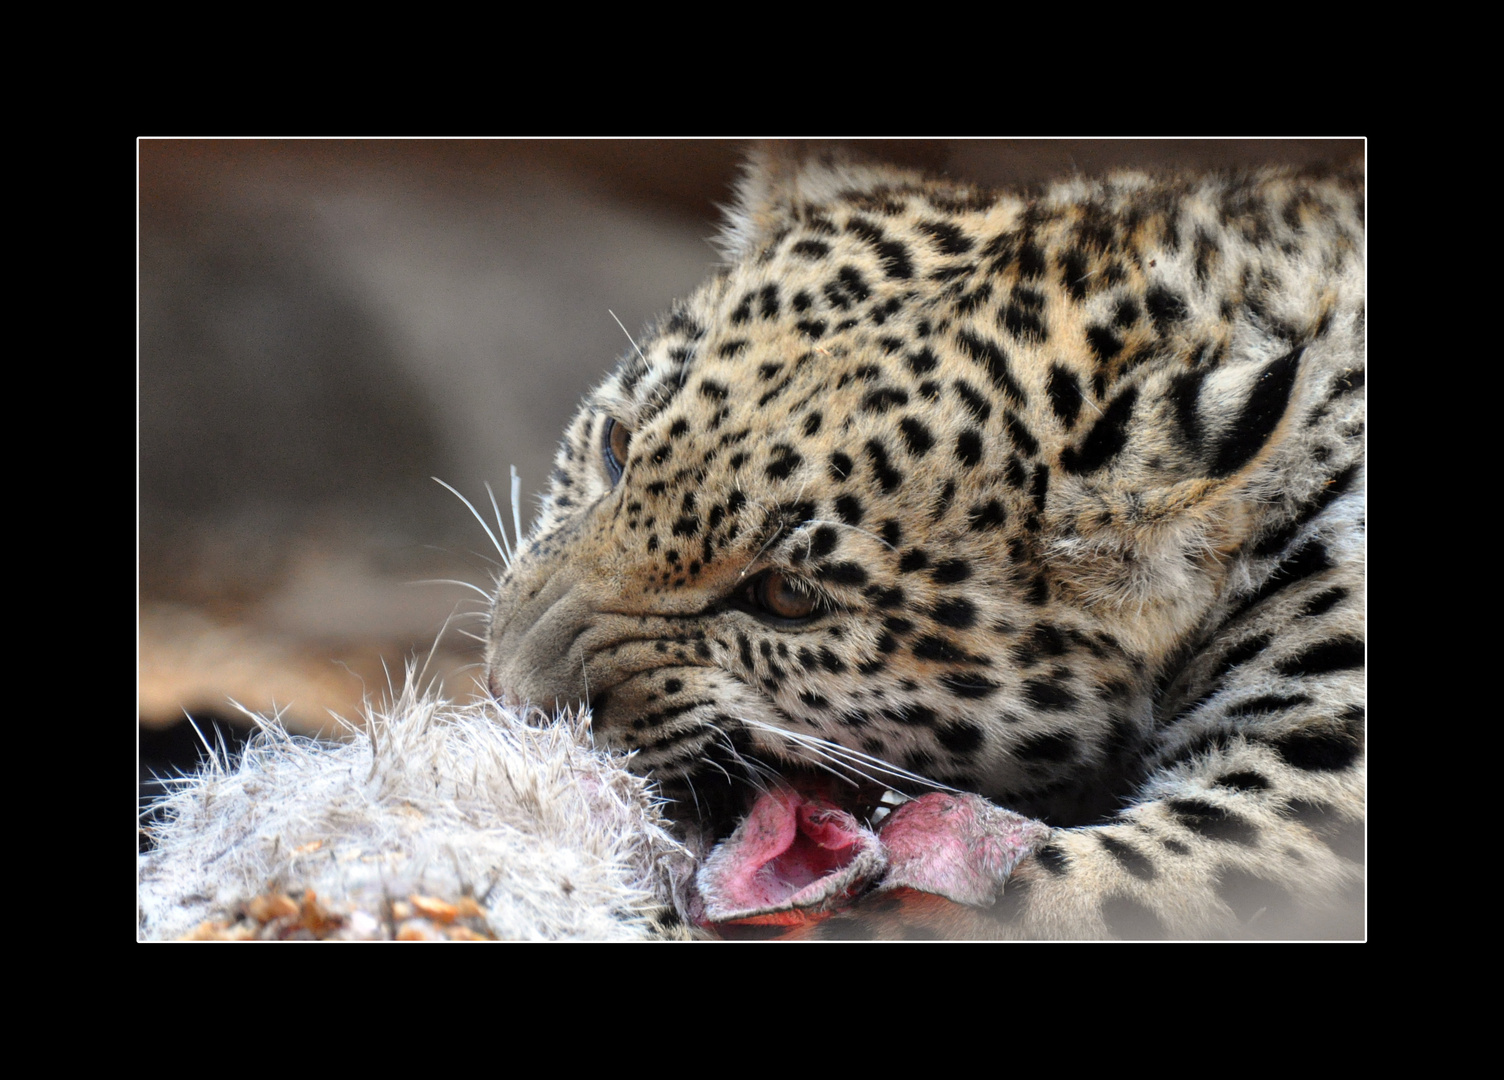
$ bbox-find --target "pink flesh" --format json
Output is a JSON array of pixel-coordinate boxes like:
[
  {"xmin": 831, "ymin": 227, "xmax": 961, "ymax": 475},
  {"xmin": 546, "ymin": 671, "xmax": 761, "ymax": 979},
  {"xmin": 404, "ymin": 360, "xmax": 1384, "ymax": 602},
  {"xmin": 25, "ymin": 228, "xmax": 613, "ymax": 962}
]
[
  {"xmin": 696, "ymin": 787, "xmax": 885, "ymax": 921},
  {"xmin": 693, "ymin": 780, "xmax": 1051, "ymax": 926},
  {"xmin": 879, "ymin": 792, "xmax": 1053, "ymax": 907}
]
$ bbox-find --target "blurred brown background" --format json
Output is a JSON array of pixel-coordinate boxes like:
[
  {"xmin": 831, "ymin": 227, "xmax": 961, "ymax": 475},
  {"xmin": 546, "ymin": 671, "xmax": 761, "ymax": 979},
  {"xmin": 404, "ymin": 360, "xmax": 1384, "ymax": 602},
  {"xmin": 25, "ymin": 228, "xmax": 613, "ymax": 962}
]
[{"xmin": 137, "ymin": 138, "xmax": 1364, "ymax": 758}]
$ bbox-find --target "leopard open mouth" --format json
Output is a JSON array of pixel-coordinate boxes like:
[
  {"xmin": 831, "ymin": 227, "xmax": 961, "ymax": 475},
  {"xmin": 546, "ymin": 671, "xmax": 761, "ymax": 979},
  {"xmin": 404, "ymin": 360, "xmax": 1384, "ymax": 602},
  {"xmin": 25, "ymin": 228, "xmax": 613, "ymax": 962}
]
[{"xmin": 661, "ymin": 764, "xmax": 1049, "ymax": 931}]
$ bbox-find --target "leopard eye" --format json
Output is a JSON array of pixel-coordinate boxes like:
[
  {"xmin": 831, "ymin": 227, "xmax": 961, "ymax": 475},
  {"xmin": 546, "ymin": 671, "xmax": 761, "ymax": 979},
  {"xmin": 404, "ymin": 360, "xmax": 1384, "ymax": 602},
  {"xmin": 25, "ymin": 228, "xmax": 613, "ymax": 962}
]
[
  {"xmin": 602, "ymin": 417, "xmax": 632, "ymax": 484},
  {"xmin": 740, "ymin": 570, "xmax": 817, "ymax": 621}
]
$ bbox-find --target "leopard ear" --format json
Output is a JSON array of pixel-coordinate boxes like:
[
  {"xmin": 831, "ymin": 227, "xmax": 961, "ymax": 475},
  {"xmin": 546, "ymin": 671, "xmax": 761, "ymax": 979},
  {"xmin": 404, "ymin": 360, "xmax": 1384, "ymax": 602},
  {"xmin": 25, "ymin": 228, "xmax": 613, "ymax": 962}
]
[
  {"xmin": 714, "ymin": 141, "xmax": 801, "ymax": 262},
  {"xmin": 714, "ymin": 142, "xmax": 905, "ymax": 263}
]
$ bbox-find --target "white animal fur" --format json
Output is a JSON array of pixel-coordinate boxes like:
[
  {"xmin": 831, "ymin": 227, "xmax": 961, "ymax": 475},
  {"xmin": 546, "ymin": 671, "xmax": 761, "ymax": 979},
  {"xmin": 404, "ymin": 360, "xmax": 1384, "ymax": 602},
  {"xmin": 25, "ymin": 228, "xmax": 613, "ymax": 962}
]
[{"xmin": 137, "ymin": 683, "xmax": 690, "ymax": 941}]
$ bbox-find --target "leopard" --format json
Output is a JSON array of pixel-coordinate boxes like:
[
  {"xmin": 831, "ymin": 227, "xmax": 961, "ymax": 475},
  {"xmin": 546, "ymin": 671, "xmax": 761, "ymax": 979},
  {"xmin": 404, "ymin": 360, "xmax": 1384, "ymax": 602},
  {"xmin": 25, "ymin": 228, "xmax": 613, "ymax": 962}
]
[{"xmin": 484, "ymin": 149, "xmax": 1365, "ymax": 939}]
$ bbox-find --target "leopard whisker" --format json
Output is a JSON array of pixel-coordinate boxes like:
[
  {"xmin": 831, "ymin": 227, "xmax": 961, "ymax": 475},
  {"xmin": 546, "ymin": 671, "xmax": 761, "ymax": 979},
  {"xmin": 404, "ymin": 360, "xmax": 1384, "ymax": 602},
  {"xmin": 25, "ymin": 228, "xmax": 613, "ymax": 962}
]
[
  {"xmin": 510, "ymin": 466, "xmax": 525, "ymax": 553},
  {"xmin": 739, "ymin": 523, "xmax": 786, "ymax": 580},
  {"xmin": 485, "ymin": 481, "xmax": 516, "ymax": 566},
  {"xmin": 738, "ymin": 717, "xmax": 959, "ymax": 794},
  {"xmin": 409, "ymin": 578, "xmax": 493, "ymax": 601},
  {"xmin": 608, "ymin": 309, "xmax": 649, "ymax": 365},
  {"xmin": 433, "ymin": 477, "xmax": 510, "ymax": 568}
]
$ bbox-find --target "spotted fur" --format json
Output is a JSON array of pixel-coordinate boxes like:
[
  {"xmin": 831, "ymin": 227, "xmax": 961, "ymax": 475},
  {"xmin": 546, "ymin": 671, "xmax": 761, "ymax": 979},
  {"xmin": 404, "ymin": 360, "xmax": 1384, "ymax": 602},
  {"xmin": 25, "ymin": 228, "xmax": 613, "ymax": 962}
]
[{"xmin": 486, "ymin": 152, "xmax": 1365, "ymax": 939}]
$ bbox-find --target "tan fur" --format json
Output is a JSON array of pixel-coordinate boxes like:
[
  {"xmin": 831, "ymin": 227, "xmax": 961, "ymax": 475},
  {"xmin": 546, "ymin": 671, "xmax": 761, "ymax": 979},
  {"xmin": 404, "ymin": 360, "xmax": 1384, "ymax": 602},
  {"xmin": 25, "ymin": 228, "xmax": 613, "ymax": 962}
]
[{"xmin": 485, "ymin": 155, "xmax": 1364, "ymax": 938}]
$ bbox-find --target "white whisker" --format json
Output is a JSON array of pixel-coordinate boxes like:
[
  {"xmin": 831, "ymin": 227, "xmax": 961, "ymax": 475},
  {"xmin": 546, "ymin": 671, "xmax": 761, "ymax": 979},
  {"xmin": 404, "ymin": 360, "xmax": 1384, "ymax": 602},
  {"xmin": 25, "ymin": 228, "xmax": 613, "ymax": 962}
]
[
  {"xmin": 609, "ymin": 309, "xmax": 648, "ymax": 364},
  {"xmin": 409, "ymin": 578, "xmax": 493, "ymax": 601},
  {"xmin": 484, "ymin": 481, "xmax": 515, "ymax": 565},
  {"xmin": 739, "ymin": 717, "xmax": 959, "ymax": 794},
  {"xmin": 740, "ymin": 523, "xmax": 785, "ymax": 579},
  {"xmin": 433, "ymin": 477, "xmax": 508, "ymax": 565},
  {"xmin": 510, "ymin": 466, "xmax": 525, "ymax": 552}
]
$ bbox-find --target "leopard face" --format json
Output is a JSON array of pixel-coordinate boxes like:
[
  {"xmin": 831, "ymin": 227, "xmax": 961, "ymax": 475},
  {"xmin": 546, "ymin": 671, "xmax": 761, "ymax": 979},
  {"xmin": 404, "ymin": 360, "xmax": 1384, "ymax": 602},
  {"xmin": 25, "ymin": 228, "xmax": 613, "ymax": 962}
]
[{"xmin": 485, "ymin": 152, "xmax": 1365, "ymax": 926}]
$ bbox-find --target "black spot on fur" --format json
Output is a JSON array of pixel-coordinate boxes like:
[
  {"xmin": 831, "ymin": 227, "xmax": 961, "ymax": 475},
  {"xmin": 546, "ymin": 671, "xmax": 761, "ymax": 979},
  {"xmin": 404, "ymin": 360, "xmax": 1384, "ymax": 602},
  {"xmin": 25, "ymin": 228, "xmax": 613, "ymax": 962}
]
[
  {"xmin": 1275, "ymin": 637, "xmax": 1365, "ymax": 677},
  {"xmin": 1002, "ymin": 411, "xmax": 1040, "ymax": 458},
  {"xmin": 930, "ymin": 598, "xmax": 977, "ymax": 628},
  {"xmin": 1299, "ymin": 588, "xmax": 1347, "ymax": 618},
  {"xmin": 1017, "ymin": 240, "xmax": 1045, "ymax": 280},
  {"xmin": 819, "ymin": 563, "xmax": 868, "ymax": 586},
  {"xmin": 907, "ymin": 347, "xmax": 939, "ymax": 375},
  {"xmin": 1145, "ymin": 284, "xmax": 1189, "ymax": 333},
  {"xmin": 955, "ymin": 429, "xmax": 983, "ymax": 468},
  {"xmin": 1168, "ymin": 799, "xmax": 1258, "ymax": 846},
  {"xmin": 1208, "ymin": 347, "xmax": 1303, "ymax": 478},
  {"xmin": 865, "ymin": 439, "xmax": 903, "ymax": 493},
  {"xmin": 1034, "ymin": 843, "xmax": 1068, "ymax": 875},
  {"xmin": 1060, "ymin": 387, "xmax": 1138, "ymax": 474},
  {"xmin": 1022, "ymin": 678, "xmax": 1079, "ymax": 712},
  {"xmin": 759, "ymin": 284, "xmax": 780, "ymax": 317},
  {"xmin": 1270, "ymin": 728, "xmax": 1361, "ymax": 772},
  {"xmin": 845, "ymin": 217, "xmax": 913, "ymax": 279},
  {"xmin": 1100, "ymin": 835, "xmax": 1156, "ymax": 880},
  {"xmin": 937, "ymin": 722, "xmax": 984, "ymax": 754},
  {"xmin": 968, "ymin": 499, "xmax": 1006, "ymax": 530},
  {"xmin": 1011, "ymin": 624, "xmax": 1066, "ymax": 666},
  {"xmin": 952, "ymin": 379, "xmax": 992, "ymax": 423},
  {"xmin": 882, "ymin": 616, "xmax": 913, "ymax": 639},
  {"xmin": 913, "ymin": 635, "xmax": 965, "ymax": 663},
  {"xmin": 899, "ymin": 417, "xmax": 935, "ymax": 456},
  {"xmin": 824, "ymin": 265, "xmax": 871, "ymax": 310},
  {"xmin": 1211, "ymin": 632, "xmax": 1274, "ymax": 688},
  {"xmin": 1060, "ymin": 248, "xmax": 1090, "ymax": 301},
  {"xmin": 1015, "ymin": 729, "xmax": 1076, "ymax": 762},
  {"xmin": 933, "ymin": 480, "xmax": 955, "ymax": 521},
  {"xmin": 919, "ymin": 220, "xmax": 974, "ymax": 255},
  {"xmin": 1001, "ymin": 299, "xmax": 1046, "ymax": 340},
  {"xmin": 1086, "ymin": 325, "xmax": 1123, "ymax": 363},
  {"xmin": 932, "ymin": 558, "xmax": 971, "ymax": 584},
  {"xmin": 1029, "ymin": 465, "xmax": 1049, "ymax": 519},
  {"xmin": 766, "ymin": 445, "xmax": 803, "ymax": 481},
  {"xmin": 1168, "ymin": 368, "xmax": 1208, "ymax": 446},
  {"xmin": 833, "ymin": 496, "xmax": 864, "ymax": 526},
  {"xmin": 940, "ymin": 673, "xmax": 1001, "ymax": 699},
  {"xmin": 899, "ymin": 549, "xmax": 929, "ymax": 573},
  {"xmin": 1222, "ymin": 693, "xmax": 1313, "ymax": 720},
  {"xmin": 1216, "ymin": 770, "xmax": 1271, "ymax": 792},
  {"xmin": 862, "ymin": 387, "xmax": 909, "ymax": 413},
  {"xmin": 1047, "ymin": 365, "xmax": 1083, "ymax": 429},
  {"xmin": 809, "ymin": 525, "xmax": 839, "ymax": 558},
  {"xmin": 956, "ymin": 330, "xmax": 1025, "ymax": 404}
]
